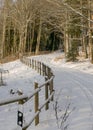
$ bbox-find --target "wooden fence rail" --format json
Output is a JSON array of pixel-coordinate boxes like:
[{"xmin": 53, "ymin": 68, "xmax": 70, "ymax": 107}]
[
  {"xmin": 20, "ymin": 56, "xmax": 55, "ymax": 129},
  {"xmin": 0, "ymin": 56, "xmax": 55, "ymax": 130}
]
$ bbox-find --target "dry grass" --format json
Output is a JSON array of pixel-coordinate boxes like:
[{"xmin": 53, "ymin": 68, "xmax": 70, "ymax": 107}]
[
  {"xmin": 54, "ymin": 55, "xmax": 64, "ymax": 62},
  {"xmin": 54, "ymin": 52, "xmax": 88, "ymax": 63},
  {"xmin": 0, "ymin": 51, "xmax": 51, "ymax": 64},
  {"xmin": 0, "ymin": 55, "xmax": 19, "ymax": 64}
]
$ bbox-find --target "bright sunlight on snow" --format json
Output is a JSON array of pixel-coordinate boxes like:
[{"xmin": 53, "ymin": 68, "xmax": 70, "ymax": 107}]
[{"xmin": 0, "ymin": 51, "xmax": 93, "ymax": 130}]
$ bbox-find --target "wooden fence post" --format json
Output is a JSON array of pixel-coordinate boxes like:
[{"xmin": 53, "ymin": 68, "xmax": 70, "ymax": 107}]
[
  {"xmin": 17, "ymin": 92, "xmax": 24, "ymax": 129},
  {"xmin": 33, "ymin": 60, "xmax": 35, "ymax": 69},
  {"xmin": 48, "ymin": 68, "xmax": 54, "ymax": 101},
  {"xmin": 0, "ymin": 72, "xmax": 3, "ymax": 86},
  {"xmin": 42, "ymin": 63, "xmax": 44, "ymax": 76},
  {"xmin": 38, "ymin": 62, "xmax": 40, "ymax": 74},
  {"xmin": 26, "ymin": 59, "xmax": 27, "ymax": 65},
  {"xmin": 50, "ymin": 77, "xmax": 54, "ymax": 101},
  {"xmin": 30, "ymin": 59, "xmax": 31, "ymax": 67},
  {"xmin": 37, "ymin": 62, "xmax": 39, "ymax": 73},
  {"xmin": 46, "ymin": 66, "xmax": 48, "ymax": 77},
  {"xmin": 36, "ymin": 60, "xmax": 38, "ymax": 72},
  {"xmin": 40, "ymin": 62, "xmax": 41, "ymax": 75},
  {"xmin": 44, "ymin": 65, "xmax": 46, "ymax": 76},
  {"xmin": 32, "ymin": 59, "xmax": 34, "ymax": 69},
  {"xmin": 45, "ymin": 76, "xmax": 49, "ymax": 110},
  {"xmin": 34, "ymin": 82, "xmax": 39, "ymax": 126},
  {"xmin": 28, "ymin": 59, "xmax": 30, "ymax": 67},
  {"xmin": 43, "ymin": 64, "xmax": 45, "ymax": 76},
  {"xmin": 48, "ymin": 67, "xmax": 51, "ymax": 79},
  {"xmin": 20, "ymin": 57, "xmax": 54, "ymax": 128},
  {"xmin": 26, "ymin": 58, "xmax": 29, "ymax": 66},
  {"xmin": 41, "ymin": 63, "xmax": 43, "ymax": 76},
  {"xmin": 35, "ymin": 60, "xmax": 36, "ymax": 70}
]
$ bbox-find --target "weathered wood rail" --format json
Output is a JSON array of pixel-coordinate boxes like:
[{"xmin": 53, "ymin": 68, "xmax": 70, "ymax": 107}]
[{"xmin": 0, "ymin": 56, "xmax": 55, "ymax": 130}]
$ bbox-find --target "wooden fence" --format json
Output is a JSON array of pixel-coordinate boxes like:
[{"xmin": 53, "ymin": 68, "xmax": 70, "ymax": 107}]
[{"xmin": 0, "ymin": 56, "xmax": 55, "ymax": 130}]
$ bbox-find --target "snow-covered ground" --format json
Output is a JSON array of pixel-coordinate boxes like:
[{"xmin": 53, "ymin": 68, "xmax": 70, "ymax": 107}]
[{"xmin": 0, "ymin": 51, "xmax": 93, "ymax": 130}]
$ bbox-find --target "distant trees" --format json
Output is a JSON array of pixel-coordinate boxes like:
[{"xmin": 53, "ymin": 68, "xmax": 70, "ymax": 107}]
[
  {"xmin": 0, "ymin": 0, "xmax": 64, "ymax": 59},
  {"xmin": 60, "ymin": 0, "xmax": 93, "ymax": 62},
  {"xmin": 0, "ymin": 0, "xmax": 93, "ymax": 63}
]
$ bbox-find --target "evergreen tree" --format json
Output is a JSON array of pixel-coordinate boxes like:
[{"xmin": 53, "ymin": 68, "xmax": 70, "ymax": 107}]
[{"xmin": 66, "ymin": 40, "xmax": 79, "ymax": 61}]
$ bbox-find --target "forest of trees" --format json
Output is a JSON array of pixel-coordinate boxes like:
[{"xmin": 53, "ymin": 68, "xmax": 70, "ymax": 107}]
[{"xmin": 0, "ymin": 0, "xmax": 93, "ymax": 63}]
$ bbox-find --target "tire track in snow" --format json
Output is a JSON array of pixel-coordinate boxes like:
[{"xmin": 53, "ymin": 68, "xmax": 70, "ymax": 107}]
[
  {"xmin": 29, "ymin": 53, "xmax": 93, "ymax": 130},
  {"xmin": 66, "ymin": 70, "xmax": 93, "ymax": 112},
  {"xmin": 55, "ymin": 69, "xmax": 93, "ymax": 130},
  {"xmin": 33, "ymin": 54, "xmax": 93, "ymax": 112},
  {"xmin": 33, "ymin": 53, "xmax": 93, "ymax": 111}
]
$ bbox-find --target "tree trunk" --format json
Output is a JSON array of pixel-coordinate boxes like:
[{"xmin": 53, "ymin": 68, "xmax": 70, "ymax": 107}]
[
  {"xmin": 64, "ymin": 9, "xmax": 69, "ymax": 56},
  {"xmin": 35, "ymin": 20, "xmax": 42, "ymax": 55},
  {"xmin": 30, "ymin": 22, "xmax": 35, "ymax": 53},
  {"xmin": 19, "ymin": 25, "xmax": 28, "ymax": 56},
  {"xmin": 87, "ymin": 0, "xmax": 92, "ymax": 62},
  {"xmin": 1, "ymin": 19, "xmax": 6, "ymax": 59},
  {"xmin": 19, "ymin": 33, "xmax": 23, "ymax": 55}
]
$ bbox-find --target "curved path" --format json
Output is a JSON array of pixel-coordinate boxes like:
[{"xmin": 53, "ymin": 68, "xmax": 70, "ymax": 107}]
[
  {"xmin": 0, "ymin": 52, "xmax": 93, "ymax": 130},
  {"xmin": 31, "ymin": 52, "xmax": 93, "ymax": 130},
  {"xmin": 54, "ymin": 68, "xmax": 93, "ymax": 130}
]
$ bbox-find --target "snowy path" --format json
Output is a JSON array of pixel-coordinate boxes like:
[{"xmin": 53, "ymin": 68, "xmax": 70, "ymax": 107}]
[
  {"xmin": 54, "ymin": 68, "xmax": 93, "ymax": 130},
  {"xmin": 0, "ymin": 52, "xmax": 93, "ymax": 130},
  {"xmin": 30, "ymin": 52, "xmax": 93, "ymax": 130}
]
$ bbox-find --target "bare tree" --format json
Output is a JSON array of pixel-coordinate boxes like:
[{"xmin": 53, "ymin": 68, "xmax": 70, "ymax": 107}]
[
  {"xmin": 9, "ymin": 0, "xmax": 35, "ymax": 56},
  {"xmin": 0, "ymin": 0, "xmax": 93, "ymax": 62}
]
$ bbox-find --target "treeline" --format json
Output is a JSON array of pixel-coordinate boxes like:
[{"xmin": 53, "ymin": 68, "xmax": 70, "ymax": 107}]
[
  {"xmin": 0, "ymin": 0, "xmax": 93, "ymax": 63},
  {"xmin": 0, "ymin": 0, "xmax": 63, "ymax": 60},
  {"xmin": 64, "ymin": 0, "xmax": 93, "ymax": 63}
]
